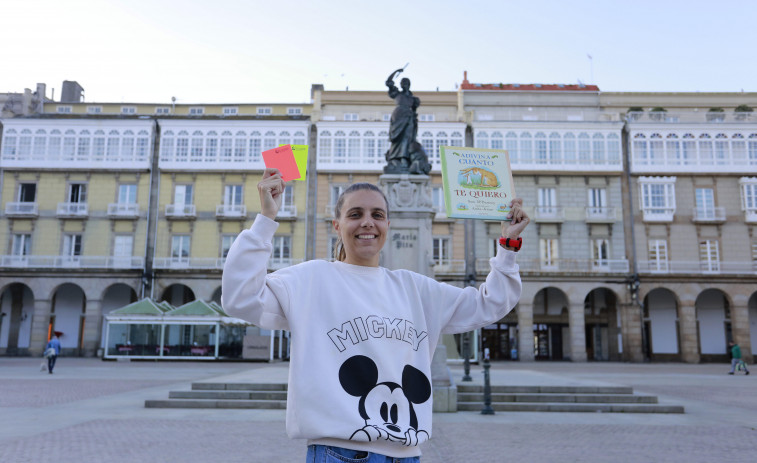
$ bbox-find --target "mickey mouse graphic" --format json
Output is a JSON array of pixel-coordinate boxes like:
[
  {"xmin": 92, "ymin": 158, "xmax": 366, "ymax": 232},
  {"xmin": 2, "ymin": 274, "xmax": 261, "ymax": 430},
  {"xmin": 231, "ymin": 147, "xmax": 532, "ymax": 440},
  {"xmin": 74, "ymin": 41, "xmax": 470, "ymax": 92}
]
[{"xmin": 338, "ymin": 355, "xmax": 431, "ymax": 446}]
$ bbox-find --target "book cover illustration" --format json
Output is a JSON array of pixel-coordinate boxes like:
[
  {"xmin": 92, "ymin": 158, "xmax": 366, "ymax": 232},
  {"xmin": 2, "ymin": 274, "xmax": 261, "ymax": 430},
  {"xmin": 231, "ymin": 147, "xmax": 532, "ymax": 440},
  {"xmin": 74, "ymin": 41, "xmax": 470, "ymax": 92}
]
[{"xmin": 439, "ymin": 146, "xmax": 516, "ymax": 220}]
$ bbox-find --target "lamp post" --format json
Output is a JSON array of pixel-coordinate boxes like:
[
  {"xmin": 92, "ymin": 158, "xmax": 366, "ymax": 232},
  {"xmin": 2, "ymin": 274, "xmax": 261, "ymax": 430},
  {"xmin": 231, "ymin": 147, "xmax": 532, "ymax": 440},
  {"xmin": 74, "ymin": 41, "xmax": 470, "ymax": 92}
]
[
  {"xmin": 628, "ymin": 274, "xmax": 647, "ymax": 361},
  {"xmin": 462, "ymin": 331, "xmax": 472, "ymax": 382},
  {"xmin": 481, "ymin": 347, "xmax": 494, "ymax": 415}
]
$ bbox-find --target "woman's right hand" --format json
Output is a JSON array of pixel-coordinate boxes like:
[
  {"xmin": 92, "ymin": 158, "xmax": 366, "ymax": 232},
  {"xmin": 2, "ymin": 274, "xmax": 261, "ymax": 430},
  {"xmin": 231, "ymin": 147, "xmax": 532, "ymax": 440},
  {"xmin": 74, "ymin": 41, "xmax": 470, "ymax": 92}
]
[{"xmin": 258, "ymin": 168, "xmax": 285, "ymax": 220}]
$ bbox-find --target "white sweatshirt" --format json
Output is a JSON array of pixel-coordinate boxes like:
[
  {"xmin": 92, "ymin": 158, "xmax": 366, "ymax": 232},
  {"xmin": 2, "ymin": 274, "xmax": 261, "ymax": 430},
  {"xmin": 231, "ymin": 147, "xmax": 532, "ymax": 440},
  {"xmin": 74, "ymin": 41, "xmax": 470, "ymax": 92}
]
[{"xmin": 222, "ymin": 215, "xmax": 521, "ymax": 458}]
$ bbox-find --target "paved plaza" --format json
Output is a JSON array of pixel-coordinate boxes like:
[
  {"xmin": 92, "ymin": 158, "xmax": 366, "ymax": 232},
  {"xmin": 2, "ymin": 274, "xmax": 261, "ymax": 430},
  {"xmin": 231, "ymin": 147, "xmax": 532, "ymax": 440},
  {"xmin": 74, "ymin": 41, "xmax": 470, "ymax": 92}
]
[{"xmin": 1, "ymin": 358, "xmax": 756, "ymax": 463}]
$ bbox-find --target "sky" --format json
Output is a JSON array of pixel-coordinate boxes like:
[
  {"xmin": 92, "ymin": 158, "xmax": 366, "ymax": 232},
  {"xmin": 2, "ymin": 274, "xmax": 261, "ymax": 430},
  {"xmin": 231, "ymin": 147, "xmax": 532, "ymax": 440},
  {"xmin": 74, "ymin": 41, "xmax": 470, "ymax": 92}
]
[{"xmin": 3, "ymin": 0, "xmax": 757, "ymax": 104}]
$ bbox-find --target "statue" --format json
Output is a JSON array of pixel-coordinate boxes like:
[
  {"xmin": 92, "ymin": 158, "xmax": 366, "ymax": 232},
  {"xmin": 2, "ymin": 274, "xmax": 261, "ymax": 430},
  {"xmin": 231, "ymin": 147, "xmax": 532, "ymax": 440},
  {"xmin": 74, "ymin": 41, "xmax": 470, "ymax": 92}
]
[{"xmin": 384, "ymin": 67, "xmax": 432, "ymax": 175}]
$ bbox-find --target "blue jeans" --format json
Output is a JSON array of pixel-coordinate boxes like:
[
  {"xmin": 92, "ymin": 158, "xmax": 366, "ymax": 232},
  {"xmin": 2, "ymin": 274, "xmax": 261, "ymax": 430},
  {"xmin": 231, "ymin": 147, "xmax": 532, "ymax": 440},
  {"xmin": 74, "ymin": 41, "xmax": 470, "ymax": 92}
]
[
  {"xmin": 47, "ymin": 355, "xmax": 57, "ymax": 373},
  {"xmin": 306, "ymin": 445, "xmax": 420, "ymax": 463}
]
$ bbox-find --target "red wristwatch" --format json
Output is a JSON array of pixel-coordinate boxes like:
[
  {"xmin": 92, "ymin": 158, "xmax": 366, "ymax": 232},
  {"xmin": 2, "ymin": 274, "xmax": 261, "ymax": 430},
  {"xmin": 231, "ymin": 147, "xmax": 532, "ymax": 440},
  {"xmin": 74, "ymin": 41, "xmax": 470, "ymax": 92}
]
[{"xmin": 499, "ymin": 236, "xmax": 522, "ymax": 252}]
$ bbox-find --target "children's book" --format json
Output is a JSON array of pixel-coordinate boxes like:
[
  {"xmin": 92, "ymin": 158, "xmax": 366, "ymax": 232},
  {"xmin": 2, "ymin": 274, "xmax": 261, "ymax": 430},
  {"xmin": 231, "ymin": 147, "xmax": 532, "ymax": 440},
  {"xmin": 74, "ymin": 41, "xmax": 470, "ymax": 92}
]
[{"xmin": 439, "ymin": 146, "xmax": 516, "ymax": 220}]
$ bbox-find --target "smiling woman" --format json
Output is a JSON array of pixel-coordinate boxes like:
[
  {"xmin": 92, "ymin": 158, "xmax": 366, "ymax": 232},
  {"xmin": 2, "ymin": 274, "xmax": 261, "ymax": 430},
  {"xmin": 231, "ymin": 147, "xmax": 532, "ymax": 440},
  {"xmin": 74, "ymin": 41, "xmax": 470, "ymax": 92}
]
[{"xmin": 221, "ymin": 168, "xmax": 528, "ymax": 461}]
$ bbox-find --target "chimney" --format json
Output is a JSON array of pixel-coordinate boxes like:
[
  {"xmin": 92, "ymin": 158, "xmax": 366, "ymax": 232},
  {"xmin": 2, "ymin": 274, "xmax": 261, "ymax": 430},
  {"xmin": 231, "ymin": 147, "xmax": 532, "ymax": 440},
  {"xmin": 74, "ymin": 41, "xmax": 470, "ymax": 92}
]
[
  {"xmin": 61, "ymin": 80, "xmax": 84, "ymax": 103},
  {"xmin": 35, "ymin": 83, "xmax": 46, "ymax": 113},
  {"xmin": 310, "ymin": 84, "xmax": 324, "ymax": 101}
]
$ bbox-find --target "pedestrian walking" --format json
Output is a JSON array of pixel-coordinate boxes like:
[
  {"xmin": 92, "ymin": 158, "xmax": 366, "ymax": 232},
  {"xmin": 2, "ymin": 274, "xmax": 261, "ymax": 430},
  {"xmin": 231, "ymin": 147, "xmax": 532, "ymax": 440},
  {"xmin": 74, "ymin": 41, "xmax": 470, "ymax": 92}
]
[
  {"xmin": 728, "ymin": 340, "xmax": 749, "ymax": 375},
  {"xmin": 222, "ymin": 168, "xmax": 529, "ymax": 461},
  {"xmin": 45, "ymin": 334, "xmax": 61, "ymax": 374}
]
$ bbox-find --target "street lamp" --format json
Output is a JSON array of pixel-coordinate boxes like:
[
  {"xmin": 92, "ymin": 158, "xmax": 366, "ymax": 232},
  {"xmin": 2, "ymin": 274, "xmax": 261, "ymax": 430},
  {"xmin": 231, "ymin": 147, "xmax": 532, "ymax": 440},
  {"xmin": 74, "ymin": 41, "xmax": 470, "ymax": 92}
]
[
  {"xmin": 461, "ymin": 274, "xmax": 476, "ymax": 382},
  {"xmin": 627, "ymin": 274, "xmax": 648, "ymax": 361}
]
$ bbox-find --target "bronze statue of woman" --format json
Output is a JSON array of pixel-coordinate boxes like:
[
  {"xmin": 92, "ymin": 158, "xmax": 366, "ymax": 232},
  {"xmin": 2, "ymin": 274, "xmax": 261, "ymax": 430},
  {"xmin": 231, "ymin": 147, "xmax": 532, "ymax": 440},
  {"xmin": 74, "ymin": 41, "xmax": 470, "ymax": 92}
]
[{"xmin": 384, "ymin": 68, "xmax": 431, "ymax": 175}]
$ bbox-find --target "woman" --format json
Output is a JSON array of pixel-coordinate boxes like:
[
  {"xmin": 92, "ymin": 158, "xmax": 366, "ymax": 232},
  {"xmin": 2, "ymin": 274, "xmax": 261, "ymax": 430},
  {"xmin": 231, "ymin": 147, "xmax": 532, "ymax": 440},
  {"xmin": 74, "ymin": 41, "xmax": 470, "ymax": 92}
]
[{"xmin": 222, "ymin": 169, "xmax": 529, "ymax": 462}]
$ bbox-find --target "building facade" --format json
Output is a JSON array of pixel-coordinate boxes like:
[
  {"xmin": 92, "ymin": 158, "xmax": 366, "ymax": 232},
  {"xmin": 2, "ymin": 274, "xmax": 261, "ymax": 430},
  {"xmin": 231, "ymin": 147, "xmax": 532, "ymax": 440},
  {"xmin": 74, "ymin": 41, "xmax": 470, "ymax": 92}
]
[{"xmin": 1, "ymin": 78, "xmax": 755, "ymax": 363}]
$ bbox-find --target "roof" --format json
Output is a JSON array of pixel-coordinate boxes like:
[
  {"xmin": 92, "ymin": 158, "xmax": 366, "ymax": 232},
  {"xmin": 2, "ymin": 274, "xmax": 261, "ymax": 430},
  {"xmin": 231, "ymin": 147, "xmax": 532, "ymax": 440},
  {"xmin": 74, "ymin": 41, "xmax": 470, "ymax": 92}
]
[
  {"xmin": 169, "ymin": 300, "xmax": 221, "ymax": 316},
  {"xmin": 110, "ymin": 298, "xmax": 170, "ymax": 315},
  {"xmin": 460, "ymin": 71, "xmax": 599, "ymax": 92}
]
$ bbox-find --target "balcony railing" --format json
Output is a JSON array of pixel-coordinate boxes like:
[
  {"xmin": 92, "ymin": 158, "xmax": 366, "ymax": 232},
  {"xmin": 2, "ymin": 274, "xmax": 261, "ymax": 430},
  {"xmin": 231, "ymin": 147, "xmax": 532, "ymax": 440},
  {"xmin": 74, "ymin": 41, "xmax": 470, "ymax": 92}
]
[
  {"xmin": 476, "ymin": 258, "xmax": 629, "ymax": 274},
  {"xmin": 533, "ymin": 206, "xmax": 565, "ymax": 223},
  {"xmin": 637, "ymin": 260, "xmax": 756, "ymax": 275},
  {"xmin": 627, "ymin": 111, "xmax": 754, "ymax": 124},
  {"xmin": 153, "ymin": 257, "xmax": 225, "ymax": 269},
  {"xmin": 215, "ymin": 204, "xmax": 247, "ymax": 219},
  {"xmin": 641, "ymin": 207, "xmax": 675, "ymax": 222},
  {"xmin": 585, "ymin": 207, "xmax": 617, "ymax": 223},
  {"xmin": 165, "ymin": 204, "xmax": 196, "ymax": 218},
  {"xmin": 0, "ymin": 255, "xmax": 144, "ymax": 269},
  {"xmin": 277, "ymin": 205, "xmax": 298, "ymax": 219},
  {"xmin": 107, "ymin": 203, "xmax": 140, "ymax": 218},
  {"xmin": 433, "ymin": 259, "xmax": 466, "ymax": 274},
  {"xmin": 744, "ymin": 209, "xmax": 757, "ymax": 223},
  {"xmin": 5, "ymin": 202, "xmax": 38, "ymax": 217},
  {"xmin": 57, "ymin": 202, "xmax": 88, "ymax": 217},
  {"xmin": 692, "ymin": 207, "xmax": 726, "ymax": 223}
]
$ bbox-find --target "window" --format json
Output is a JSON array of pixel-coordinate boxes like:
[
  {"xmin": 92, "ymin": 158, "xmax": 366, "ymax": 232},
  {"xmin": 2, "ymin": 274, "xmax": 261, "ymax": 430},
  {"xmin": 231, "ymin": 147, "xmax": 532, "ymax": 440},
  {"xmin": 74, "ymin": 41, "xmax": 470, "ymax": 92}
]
[
  {"xmin": 699, "ymin": 240, "xmax": 719, "ymax": 273},
  {"xmin": 344, "ymin": 113, "xmax": 359, "ymax": 121},
  {"xmin": 118, "ymin": 184, "xmax": 137, "ymax": 204},
  {"xmin": 87, "ymin": 106, "xmax": 102, "ymax": 114},
  {"xmin": 432, "ymin": 237, "xmax": 450, "ymax": 264},
  {"xmin": 224, "ymin": 185, "xmax": 243, "ymax": 205},
  {"xmin": 330, "ymin": 185, "xmax": 346, "ymax": 207},
  {"xmin": 221, "ymin": 235, "xmax": 236, "ymax": 258},
  {"xmin": 171, "ymin": 235, "xmax": 191, "ymax": 261},
  {"xmin": 287, "ymin": 107, "xmax": 302, "ymax": 115},
  {"xmin": 639, "ymin": 177, "xmax": 676, "ymax": 221},
  {"xmin": 382, "ymin": 114, "xmax": 391, "ymax": 122},
  {"xmin": 432, "ymin": 186, "xmax": 445, "ymax": 213},
  {"xmin": 753, "ymin": 242, "xmax": 757, "ymax": 271},
  {"xmin": 537, "ymin": 187, "xmax": 557, "ymax": 214},
  {"xmin": 281, "ymin": 185, "xmax": 294, "ymax": 210},
  {"xmin": 222, "ymin": 107, "xmax": 238, "ymax": 116},
  {"xmin": 588, "ymin": 188, "xmax": 606, "ymax": 211},
  {"xmin": 121, "ymin": 106, "xmax": 136, "ymax": 115},
  {"xmin": 189, "ymin": 107, "xmax": 205, "ymax": 116},
  {"xmin": 174, "ymin": 185, "xmax": 193, "ymax": 205},
  {"xmin": 155, "ymin": 107, "xmax": 170, "ymax": 115},
  {"xmin": 63, "ymin": 234, "xmax": 82, "ymax": 259},
  {"xmin": 539, "ymin": 238, "xmax": 559, "ymax": 269},
  {"xmin": 272, "ymin": 236, "xmax": 291, "ymax": 263},
  {"xmin": 68, "ymin": 183, "xmax": 87, "ymax": 203},
  {"xmin": 257, "ymin": 107, "xmax": 272, "ymax": 115},
  {"xmin": 648, "ymin": 240, "xmax": 668, "ymax": 272},
  {"xmin": 695, "ymin": 188, "xmax": 715, "ymax": 220},
  {"xmin": 113, "ymin": 235, "xmax": 133, "ymax": 259},
  {"xmin": 18, "ymin": 183, "xmax": 36, "ymax": 202},
  {"xmin": 592, "ymin": 239, "xmax": 610, "ymax": 268},
  {"xmin": 740, "ymin": 178, "xmax": 757, "ymax": 218},
  {"xmin": 56, "ymin": 106, "xmax": 72, "ymax": 113},
  {"xmin": 418, "ymin": 114, "xmax": 435, "ymax": 122},
  {"xmin": 11, "ymin": 234, "xmax": 31, "ymax": 256}
]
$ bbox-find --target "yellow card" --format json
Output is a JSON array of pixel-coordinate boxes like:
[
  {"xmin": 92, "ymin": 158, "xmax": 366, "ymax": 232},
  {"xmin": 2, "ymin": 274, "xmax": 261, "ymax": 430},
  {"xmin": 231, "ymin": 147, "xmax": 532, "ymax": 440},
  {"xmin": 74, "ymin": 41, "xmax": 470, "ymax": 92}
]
[{"xmin": 280, "ymin": 144, "xmax": 308, "ymax": 181}]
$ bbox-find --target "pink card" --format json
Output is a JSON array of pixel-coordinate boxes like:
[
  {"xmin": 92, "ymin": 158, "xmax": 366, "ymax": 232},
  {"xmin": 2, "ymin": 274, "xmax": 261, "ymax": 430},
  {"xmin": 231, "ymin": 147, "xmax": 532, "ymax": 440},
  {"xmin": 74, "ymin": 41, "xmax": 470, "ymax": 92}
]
[{"xmin": 262, "ymin": 144, "xmax": 301, "ymax": 181}]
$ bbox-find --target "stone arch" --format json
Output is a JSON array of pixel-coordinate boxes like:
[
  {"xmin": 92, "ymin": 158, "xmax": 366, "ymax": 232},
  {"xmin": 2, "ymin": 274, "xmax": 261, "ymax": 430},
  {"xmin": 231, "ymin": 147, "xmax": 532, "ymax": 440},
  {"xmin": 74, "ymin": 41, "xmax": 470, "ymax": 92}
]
[
  {"xmin": 50, "ymin": 283, "xmax": 86, "ymax": 354},
  {"xmin": 695, "ymin": 288, "xmax": 731, "ymax": 361},
  {"xmin": 100, "ymin": 284, "xmax": 139, "ymax": 349},
  {"xmin": 584, "ymin": 287, "xmax": 620, "ymax": 361},
  {"xmin": 643, "ymin": 287, "xmax": 680, "ymax": 360},
  {"xmin": 0, "ymin": 283, "xmax": 35, "ymax": 354},
  {"xmin": 160, "ymin": 284, "xmax": 195, "ymax": 307},
  {"xmin": 532, "ymin": 287, "xmax": 569, "ymax": 360},
  {"xmin": 211, "ymin": 286, "xmax": 222, "ymax": 306}
]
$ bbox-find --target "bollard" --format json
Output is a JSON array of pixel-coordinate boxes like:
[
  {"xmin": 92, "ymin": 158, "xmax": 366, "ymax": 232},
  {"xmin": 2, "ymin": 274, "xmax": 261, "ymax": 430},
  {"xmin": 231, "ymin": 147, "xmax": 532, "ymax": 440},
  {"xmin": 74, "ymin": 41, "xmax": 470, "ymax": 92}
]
[
  {"xmin": 481, "ymin": 347, "xmax": 494, "ymax": 415},
  {"xmin": 462, "ymin": 332, "xmax": 472, "ymax": 382}
]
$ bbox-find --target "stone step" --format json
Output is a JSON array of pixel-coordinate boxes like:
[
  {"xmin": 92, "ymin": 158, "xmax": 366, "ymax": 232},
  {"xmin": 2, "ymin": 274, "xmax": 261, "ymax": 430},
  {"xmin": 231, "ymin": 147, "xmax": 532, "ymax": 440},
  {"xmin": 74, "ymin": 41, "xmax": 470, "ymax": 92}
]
[
  {"xmin": 145, "ymin": 398, "xmax": 287, "ymax": 409},
  {"xmin": 169, "ymin": 390, "xmax": 288, "ymax": 401},
  {"xmin": 456, "ymin": 384, "xmax": 634, "ymax": 395},
  {"xmin": 192, "ymin": 382, "xmax": 288, "ymax": 391},
  {"xmin": 457, "ymin": 402, "xmax": 684, "ymax": 414},
  {"xmin": 457, "ymin": 392, "xmax": 657, "ymax": 404}
]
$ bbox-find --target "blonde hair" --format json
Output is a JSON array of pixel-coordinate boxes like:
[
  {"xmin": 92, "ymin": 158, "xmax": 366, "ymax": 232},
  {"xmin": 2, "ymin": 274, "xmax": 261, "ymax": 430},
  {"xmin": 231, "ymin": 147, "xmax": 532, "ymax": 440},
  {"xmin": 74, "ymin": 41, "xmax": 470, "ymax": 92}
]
[{"xmin": 333, "ymin": 183, "xmax": 389, "ymax": 262}]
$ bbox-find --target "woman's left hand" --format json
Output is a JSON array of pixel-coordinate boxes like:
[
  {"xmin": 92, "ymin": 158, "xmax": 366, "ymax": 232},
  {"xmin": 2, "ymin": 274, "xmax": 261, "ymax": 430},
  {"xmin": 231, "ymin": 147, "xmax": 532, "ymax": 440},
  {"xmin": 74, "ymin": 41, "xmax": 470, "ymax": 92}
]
[{"xmin": 501, "ymin": 198, "xmax": 529, "ymax": 238}]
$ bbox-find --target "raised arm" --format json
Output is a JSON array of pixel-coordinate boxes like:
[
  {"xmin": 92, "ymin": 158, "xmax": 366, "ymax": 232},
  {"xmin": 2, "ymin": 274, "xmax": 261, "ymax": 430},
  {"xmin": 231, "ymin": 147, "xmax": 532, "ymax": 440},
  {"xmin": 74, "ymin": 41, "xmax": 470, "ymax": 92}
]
[{"xmin": 386, "ymin": 68, "xmax": 403, "ymax": 98}]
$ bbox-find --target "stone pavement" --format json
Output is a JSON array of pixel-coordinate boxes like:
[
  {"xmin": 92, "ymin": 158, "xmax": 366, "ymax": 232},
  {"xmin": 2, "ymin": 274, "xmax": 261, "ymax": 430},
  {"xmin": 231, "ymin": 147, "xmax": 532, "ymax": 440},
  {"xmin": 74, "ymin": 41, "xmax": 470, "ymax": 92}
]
[{"xmin": 1, "ymin": 358, "xmax": 756, "ymax": 463}]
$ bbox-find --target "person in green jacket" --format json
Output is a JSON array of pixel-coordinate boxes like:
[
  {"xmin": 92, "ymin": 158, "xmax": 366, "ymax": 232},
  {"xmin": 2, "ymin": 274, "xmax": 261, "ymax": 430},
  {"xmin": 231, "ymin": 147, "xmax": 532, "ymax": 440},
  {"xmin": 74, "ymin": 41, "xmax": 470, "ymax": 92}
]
[{"xmin": 728, "ymin": 341, "xmax": 750, "ymax": 375}]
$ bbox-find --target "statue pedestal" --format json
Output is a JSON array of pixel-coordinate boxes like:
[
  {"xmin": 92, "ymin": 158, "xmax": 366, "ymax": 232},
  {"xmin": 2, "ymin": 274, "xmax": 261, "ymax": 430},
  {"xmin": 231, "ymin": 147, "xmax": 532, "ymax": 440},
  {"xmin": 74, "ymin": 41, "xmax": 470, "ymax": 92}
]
[{"xmin": 379, "ymin": 174, "xmax": 457, "ymax": 412}]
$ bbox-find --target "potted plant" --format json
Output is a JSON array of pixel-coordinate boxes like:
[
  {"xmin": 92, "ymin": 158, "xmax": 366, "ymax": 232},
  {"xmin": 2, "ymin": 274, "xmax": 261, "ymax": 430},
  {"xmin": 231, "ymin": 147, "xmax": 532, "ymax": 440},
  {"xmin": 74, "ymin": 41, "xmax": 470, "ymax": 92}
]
[
  {"xmin": 734, "ymin": 104, "xmax": 753, "ymax": 121},
  {"xmin": 649, "ymin": 107, "xmax": 667, "ymax": 121},
  {"xmin": 627, "ymin": 106, "xmax": 644, "ymax": 121},
  {"xmin": 706, "ymin": 107, "xmax": 725, "ymax": 122}
]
